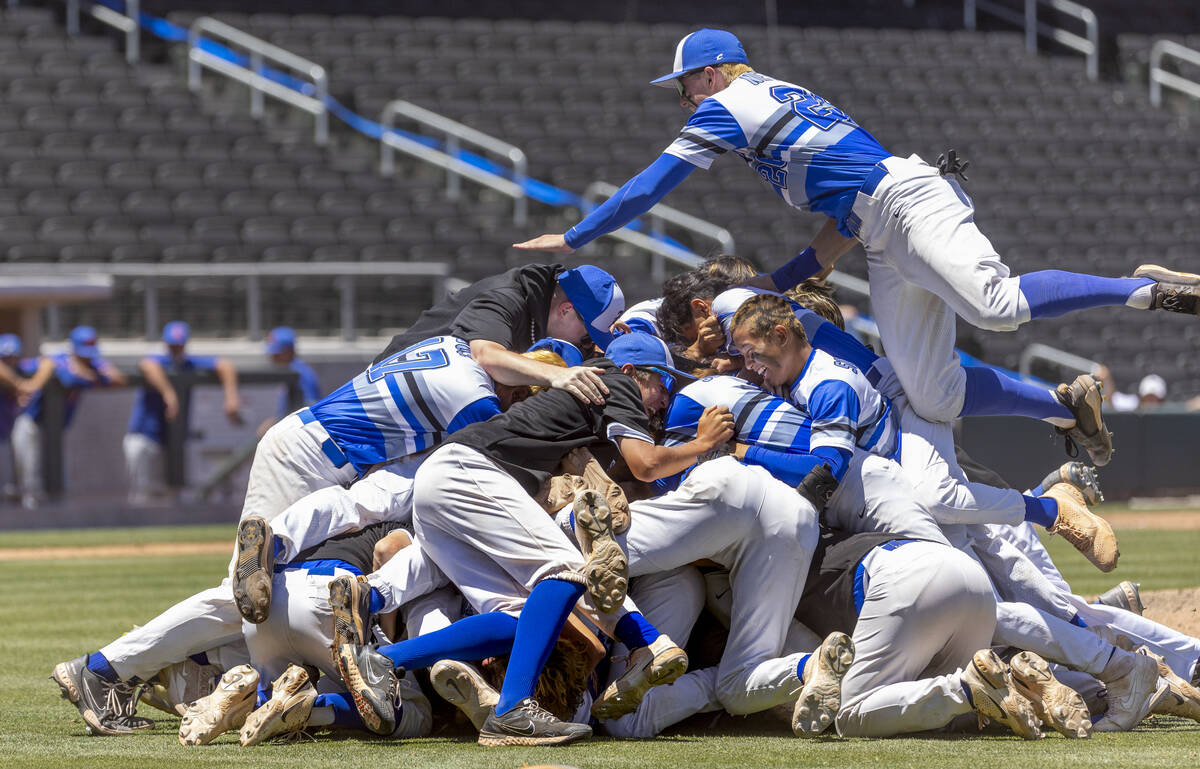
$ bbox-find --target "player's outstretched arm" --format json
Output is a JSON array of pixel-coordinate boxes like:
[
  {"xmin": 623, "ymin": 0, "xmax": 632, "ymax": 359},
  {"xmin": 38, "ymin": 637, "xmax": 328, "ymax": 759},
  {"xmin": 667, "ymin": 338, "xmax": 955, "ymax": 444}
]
[
  {"xmin": 618, "ymin": 404, "xmax": 734, "ymax": 481},
  {"xmin": 139, "ymin": 357, "xmax": 179, "ymax": 420},
  {"xmin": 742, "ymin": 219, "xmax": 858, "ymax": 292},
  {"xmin": 214, "ymin": 357, "xmax": 244, "ymax": 425},
  {"xmin": 470, "ymin": 339, "xmax": 609, "ymax": 405},
  {"xmin": 513, "ymin": 154, "xmax": 695, "ymax": 252}
]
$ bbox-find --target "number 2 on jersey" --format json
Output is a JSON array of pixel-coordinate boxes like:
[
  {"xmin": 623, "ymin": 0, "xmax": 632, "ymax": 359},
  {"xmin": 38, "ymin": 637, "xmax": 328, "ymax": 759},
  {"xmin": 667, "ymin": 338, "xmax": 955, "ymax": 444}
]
[
  {"xmin": 769, "ymin": 85, "xmax": 848, "ymax": 131},
  {"xmin": 367, "ymin": 337, "xmax": 450, "ymax": 383}
]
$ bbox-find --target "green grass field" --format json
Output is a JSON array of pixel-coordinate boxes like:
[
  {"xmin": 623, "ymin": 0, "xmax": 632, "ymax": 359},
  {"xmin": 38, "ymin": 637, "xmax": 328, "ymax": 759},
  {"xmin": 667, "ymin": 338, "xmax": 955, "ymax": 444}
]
[{"xmin": 2, "ymin": 522, "xmax": 1198, "ymax": 768}]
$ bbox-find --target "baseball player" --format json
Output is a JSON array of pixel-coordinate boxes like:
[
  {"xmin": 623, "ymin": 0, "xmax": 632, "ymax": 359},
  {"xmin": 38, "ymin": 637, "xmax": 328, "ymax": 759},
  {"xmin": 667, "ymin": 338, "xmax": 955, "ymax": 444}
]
[
  {"xmin": 514, "ymin": 27, "xmax": 1199, "ymax": 450},
  {"xmin": 375, "ymin": 263, "xmax": 625, "ymax": 406},
  {"xmin": 124, "ymin": 321, "xmax": 242, "ymax": 504},
  {"xmin": 333, "ymin": 332, "xmax": 735, "ymax": 746},
  {"xmin": 0, "ymin": 333, "xmax": 37, "ymax": 501},
  {"xmin": 12, "ymin": 326, "xmax": 125, "ymax": 509},
  {"xmin": 258, "ymin": 326, "xmax": 321, "ymax": 435}
]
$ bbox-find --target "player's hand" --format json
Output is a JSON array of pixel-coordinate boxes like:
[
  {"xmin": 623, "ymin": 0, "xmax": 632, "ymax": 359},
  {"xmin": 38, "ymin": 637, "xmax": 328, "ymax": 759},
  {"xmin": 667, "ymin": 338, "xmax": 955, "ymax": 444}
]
[
  {"xmin": 224, "ymin": 394, "xmax": 244, "ymax": 426},
  {"xmin": 711, "ymin": 354, "xmax": 742, "ymax": 374},
  {"xmin": 512, "ymin": 233, "xmax": 576, "ymax": 253},
  {"xmin": 687, "ymin": 315, "xmax": 725, "ymax": 359},
  {"xmin": 696, "ymin": 405, "xmax": 734, "ymax": 450},
  {"xmin": 549, "ymin": 365, "xmax": 609, "ymax": 405}
]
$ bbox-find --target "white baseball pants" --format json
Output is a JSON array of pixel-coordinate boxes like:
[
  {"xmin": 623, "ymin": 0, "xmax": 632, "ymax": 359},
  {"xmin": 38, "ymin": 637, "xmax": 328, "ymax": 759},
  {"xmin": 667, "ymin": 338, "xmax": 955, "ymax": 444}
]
[
  {"xmin": 823, "ymin": 450, "xmax": 951, "ymax": 545},
  {"xmin": 853, "ymin": 154, "xmax": 1030, "ymax": 422},
  {"xmin": 10, "ymin": 413, "xmax": 43, "ymax": 504},
  {"xmin": 123, "ymin": 432, "xmax": 166, "ymax": 503}
]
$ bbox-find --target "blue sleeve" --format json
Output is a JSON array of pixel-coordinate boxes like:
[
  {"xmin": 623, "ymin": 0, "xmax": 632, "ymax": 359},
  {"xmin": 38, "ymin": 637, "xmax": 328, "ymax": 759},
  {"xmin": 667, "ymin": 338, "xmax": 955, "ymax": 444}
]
[
  {"xmin": 792, "ymin": 307, "xmax": 880, "ymax": 373},
  {"xmin": 187, "ymin": 355, "xmax": 218, "ymax": 371},
  {"xmin": 650, "ymin": 471, "xmax": 684, "ymax": 496},
  {"xmin": 564, "ymin": 153, "xmax": 695, "ymax": 249},
  {"xmin": 743, "ymin": 444, "xmax": 822, "ymax": 486},
  {"xmin": 812, "ymin": 445, "xmax": 852, "ymax": 482},
  {"xmin": 446, "ymin": 395, "xmax": 502, "ymax": 433}
]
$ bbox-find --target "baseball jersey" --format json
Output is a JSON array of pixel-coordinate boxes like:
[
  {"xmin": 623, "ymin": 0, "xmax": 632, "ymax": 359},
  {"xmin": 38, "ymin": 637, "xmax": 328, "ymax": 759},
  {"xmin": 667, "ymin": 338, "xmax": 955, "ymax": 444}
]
[
  {"xmin": 374, "ymin": 264, "xmax": 560, "ymax": 364},
  {"xmin": 666, "ymin": 72, "xmax": 890, "ymax": 236},
  {"xmin": 618, "ymin": 298, "xmax": 664, "ymax": 338},
  {"xmin": 664, "ymin": 374, "xmax": 810, "ymax": 453},
  {"xmin": 289, "ymin": 520, "xmax": 406, "ymax": 574},
  {"xmin": 22, "ymin": 353, "xmax": 112, "ymax": 427},
  {"xmin": 309, "ymin": 336, "xmax": 501, "ymax": 475},
  {"xmin": 446, "ymin": 358, "xmax": 654, "ymax": 497},
  {"xmin": 276, "ymin": 357, "xmax": 322, "ymax": 417},
  {"xmin": 788, "ymin": 350, "xmax": 898, "ymax": 459},
  {"xmin": 127, "ymin": 353, "xmax": 218, "ymax": 444}
]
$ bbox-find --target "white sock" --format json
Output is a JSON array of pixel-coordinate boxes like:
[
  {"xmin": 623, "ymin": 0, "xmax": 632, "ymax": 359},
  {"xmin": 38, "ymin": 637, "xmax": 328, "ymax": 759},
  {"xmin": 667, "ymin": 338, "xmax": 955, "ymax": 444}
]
[{"xmin": 1125, "ymin": 284, "xmax": 1154, "ymax": 310}]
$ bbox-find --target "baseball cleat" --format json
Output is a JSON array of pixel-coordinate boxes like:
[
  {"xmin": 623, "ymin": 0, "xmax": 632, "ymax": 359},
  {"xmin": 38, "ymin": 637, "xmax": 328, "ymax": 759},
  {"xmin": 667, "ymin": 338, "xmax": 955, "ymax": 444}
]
[
  {"xmin": 52, "ymin": 655, "xmax": 154, "ymax": 736},
  {"xmin": 1044, "ymin": 483, "xmax": 1119, "ymax": 572},
  {"xmin": 1009, "ymin": 651, "xmax": 1092, "ymax": 738},
  {"xmin": 1134, "ymin": 264, "xmax": 1200, "ymax": 315},
  {"xmin": 233, "ymin": 516, "xmax": 275, "ymax": 624},
  {"xmin": 962, "ymin": 649, "xmax": 1043, "ymax": 740},
  {"xmin": 1138, "ymin": 646, "xmax": 1200, "ymax": 723},
  {"xmin": 477, "ymin": 697, "xmax": 592, "ymax": 747},
  {"xmin": 334, "ymin": 642, "xmax": 398, "ymax": 735},
  {"xmin": 430, "ymin": 659, "xmax": 499, "ymax": 731},
  {"xmin": 573, "ymin": 489, "xmax": 628, "ymax": 614},
  {"xmin": 1095, "ymin": 649, "xmax": 1161, "ymax": 731},
  {"xmin": 329, "ymin": 574, "xmax": 372, "ymax": 660},
  {"xmin": 178, "ymin": 664, "xmax": 259, "ymax": 745},
  {"xmin": 591, "ymin": 634, "xmax": 688, "ymax": 721},
  {"xmin": 1053, "ymin": 375, "xmax": 1113, "ymax": 466},
  {"xmin": 239, "ymin": 665, "xmax": 317, "ymax": 746},
  {"xmin": 142, "ymin": 657, "xmax": 225, "ymax": 716},
  {"xmin": 1095, "ymin": 580, "xmax": 1146, "ymax": 615},
  {"xmin": 560, "ymin": 447, "xmax": 631, "ymax": 533},
  {"xmin": 1038, "ymin": 461, "xmax": 1103, "ymax": 505},
  {"xmin": 793, "ymin": 631, "xmax": 855, "ymax": 737}
]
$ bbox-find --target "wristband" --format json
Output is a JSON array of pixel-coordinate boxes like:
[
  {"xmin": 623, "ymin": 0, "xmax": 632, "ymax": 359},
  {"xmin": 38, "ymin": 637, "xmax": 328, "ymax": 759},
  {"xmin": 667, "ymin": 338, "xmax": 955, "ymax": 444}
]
[{"xmin": 769, "ymin": 247, "xmax": 820, "ymax": 291}]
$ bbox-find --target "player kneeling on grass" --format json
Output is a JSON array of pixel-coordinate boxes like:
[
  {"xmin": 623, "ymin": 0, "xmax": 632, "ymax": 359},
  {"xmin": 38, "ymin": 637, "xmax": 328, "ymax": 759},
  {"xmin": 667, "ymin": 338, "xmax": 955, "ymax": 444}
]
[{"xmin": 333, "ymin": 333, "xmax": 735, "ymax": 746}]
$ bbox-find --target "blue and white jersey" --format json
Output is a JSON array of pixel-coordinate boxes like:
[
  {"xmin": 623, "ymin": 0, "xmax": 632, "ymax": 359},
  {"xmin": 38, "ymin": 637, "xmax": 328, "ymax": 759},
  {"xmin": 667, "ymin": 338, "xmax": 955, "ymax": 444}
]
[
  {"xmin": 665, "ymin": 72, "xmax": 890, "ymax": 235},
  {"xmin": 787, "ymin": 350, "xmax": 898, "ymax": 459},
  {"xmin": 308, "ymin": 336, "xmax": 501, "ymax": 474},
  {"xmin": 618, "ymin": 298, "xmax": 663, "ymax": 338},
  {"xmin": 663, "ymin": 374, "xmax": 810, "ymax": 452}
]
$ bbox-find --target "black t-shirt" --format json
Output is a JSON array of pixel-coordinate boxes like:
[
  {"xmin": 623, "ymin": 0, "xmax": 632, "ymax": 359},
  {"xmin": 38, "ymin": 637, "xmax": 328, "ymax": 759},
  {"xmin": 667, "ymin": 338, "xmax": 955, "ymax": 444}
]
[
  {"xmin": 291, "ymin": 521, "xmax": 406, "ymax": 575},
  {"xmin": 445, "ymin": 358, "xmax": 654, "ymax": 496},
  {"xmin": 374, "ymin": 263, "xmax": 561, "ymax": 363}
]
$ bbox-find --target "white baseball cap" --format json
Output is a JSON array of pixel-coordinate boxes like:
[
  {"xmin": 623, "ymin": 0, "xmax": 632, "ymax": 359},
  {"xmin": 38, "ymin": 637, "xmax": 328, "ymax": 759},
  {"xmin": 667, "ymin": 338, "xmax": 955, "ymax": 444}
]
[{"xmin": 1138, "ymin": 374, "xmax": 1167, "ymax": 399}]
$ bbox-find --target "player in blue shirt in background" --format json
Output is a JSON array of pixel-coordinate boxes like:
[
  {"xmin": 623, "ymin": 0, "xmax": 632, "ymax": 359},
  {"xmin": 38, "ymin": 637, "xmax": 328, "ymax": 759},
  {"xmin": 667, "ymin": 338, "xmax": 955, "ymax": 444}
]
[
  {"xmin": 258, "ymin": 326, "xmax": 321, "ymax": 438},
  {"xmin": 123, "ymin": 321, "xmax": 243, "ymax": 504}
]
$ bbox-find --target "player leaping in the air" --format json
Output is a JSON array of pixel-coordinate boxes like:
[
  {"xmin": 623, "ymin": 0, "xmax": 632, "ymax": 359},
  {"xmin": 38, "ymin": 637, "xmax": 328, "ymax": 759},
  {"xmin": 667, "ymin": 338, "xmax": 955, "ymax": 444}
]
[{"xmin": 515, "ymin": 27, "xmax": 1200, "ymax": 456}]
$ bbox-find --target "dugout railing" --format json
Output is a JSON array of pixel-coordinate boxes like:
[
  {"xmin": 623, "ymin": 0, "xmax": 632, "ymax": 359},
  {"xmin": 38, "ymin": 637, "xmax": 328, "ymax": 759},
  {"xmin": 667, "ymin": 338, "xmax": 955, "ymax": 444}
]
[{"xmin": 965, "ymin": 0, "xmax": 1100, "ymax": 80}]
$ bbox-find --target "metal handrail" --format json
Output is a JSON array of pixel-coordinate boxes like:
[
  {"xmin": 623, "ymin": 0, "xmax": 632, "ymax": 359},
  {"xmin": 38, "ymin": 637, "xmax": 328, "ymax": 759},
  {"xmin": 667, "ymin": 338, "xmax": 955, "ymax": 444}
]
[
  {"xmin": 379, "ymin": 100, "xmax": 529, "ymax": 226},
  {"xmin": 5, "ymin": 262, "xmax": 451, "ymax": 343},
  {"xmin": 965, "ymin": 0, "xmax": 1099, "ymax": 80},
  {"xmin": 1019, "ymin": 342, "xmax": 1100, "ymax": 380},
  {"xmin": 1149, "ymin": 40, "xmax": 1200, "ymax": 107},
  {"xmin": 187, "ymin": 17, "xmax": 329, "ymax": 145},
  {"xmin": 63, "ymin": 0, "xmax": 140, "ymax": 63}
]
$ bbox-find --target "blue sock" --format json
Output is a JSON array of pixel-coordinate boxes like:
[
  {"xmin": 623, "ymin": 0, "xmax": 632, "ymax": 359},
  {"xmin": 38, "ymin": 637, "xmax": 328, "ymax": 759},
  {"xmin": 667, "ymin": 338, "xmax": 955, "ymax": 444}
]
[
  {"xmin": 256, "ymin": 679, "xmax": 269, "ymax": 707},
  {"xmin": 272, "ymin": 536, "xmax": 284, "ymax": 560},
  {"xmin": 1030, "ymin": 483, "xmax": 1046, "ymax": 498},
  {"xmin": 315, "ymin": 692, "xmax": 368, "ymax": 728},
  {"xmin": 86, "ymin": 652, "xmax": 119, "ymax": 683},
  {"xmin": 958, "ymin": 366, "xmax": 1071, "ymax": 421},
  {"xmin": 796, "ymin": 653, "xmax": 812, "ymax": 682},
  {"xmin": 495, "ymin": 578, "xmax": 586, "ymax": 715},
  {"xmin": 1019, "ymin": 271, "xmax": 1154, "ymax": 319},
  {"xmin": 368, "ymin": 587, "xmax": 385, "ymax": 615},
  {"xmin": 377, "ymin": 611, "xmax": 518, "ymax": 670},
  {"xmin": 1023, "ymin": 495, "xmax": 1058, "ymax": 528},
  {"xmin": 614, "ymin": 611, "xmax": 660, "ymax": 650}
]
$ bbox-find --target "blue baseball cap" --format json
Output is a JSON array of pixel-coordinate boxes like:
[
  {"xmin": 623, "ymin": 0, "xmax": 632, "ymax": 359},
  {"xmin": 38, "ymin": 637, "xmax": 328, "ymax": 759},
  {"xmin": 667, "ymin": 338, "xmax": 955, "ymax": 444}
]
[
  {"xmin": 557, "ymin": 265, "xmax": 625, "ymax": 349},
  {"xmin": 528, "ymin": 337, "xmax": 584, "ymax": 368},
  {"xmin": 604, "ymin": 331, "xmax": 693, "ymax": 391},
  {"xmin": 0, "ymin": 333, "xmax": 21, "ymax": 358},
  {"xmin": 69, "ymin": 325, "xmax": 100, "ymax": 359},
  {"xmin": 650, "ymin": 28, "xmax": 749, "ymax": 87},
  {"xmin": 266, "ymin": 326, "xmax": 296, "ymax": 355},
  {"xmin": 162, "ymin": 320, "xmax": 190, "ymax": 345}
]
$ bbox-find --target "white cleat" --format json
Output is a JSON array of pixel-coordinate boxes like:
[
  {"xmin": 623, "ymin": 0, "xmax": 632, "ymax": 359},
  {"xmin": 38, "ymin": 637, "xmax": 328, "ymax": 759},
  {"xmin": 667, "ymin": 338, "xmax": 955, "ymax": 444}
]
[
  {"xmin": 792, "ymin": 632, "xmax": 855, "ymax": 737},
  {"xmin": 591, "ymin": 634, "xmax": 688, "ymax": 721},
  {"xmin": 178, "ymin": 664, "xmax": 259, "ymax": 746},
  {"xmin": 239, "ymin": 665, "xmax": 316, "ymax": 746},
  {"xmin": 430, "ymin": 660, "xmax": 499, "ymax": 731},
  {"xmin": 1095, "ymin": 649, "xmax": 1163, "ymax": 731}
]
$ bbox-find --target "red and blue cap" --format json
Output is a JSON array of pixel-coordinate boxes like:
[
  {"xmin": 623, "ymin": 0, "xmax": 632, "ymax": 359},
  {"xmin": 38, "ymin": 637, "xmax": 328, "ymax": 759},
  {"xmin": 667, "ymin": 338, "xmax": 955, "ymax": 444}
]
[
  {"xmin": 266, "ymin": 326, "xmax": 296, "ymax": 355},
  {"xmin": 0, "ymin": 333, "xmax": 21, "ymax": 358},
  {"xmin": 650, "ymin": 28, "xmax": 749, "ymax": 87},
  {"xmin": 557, "ymin": 265, "xmax": 625, "ymax": 349},
  {"xmin": 162, "ymin": 320, "xmax": 190, "ymax": 345},
  {"xmin": 70, "ymin": 325, "xmax": 100, "ymax": 359}
]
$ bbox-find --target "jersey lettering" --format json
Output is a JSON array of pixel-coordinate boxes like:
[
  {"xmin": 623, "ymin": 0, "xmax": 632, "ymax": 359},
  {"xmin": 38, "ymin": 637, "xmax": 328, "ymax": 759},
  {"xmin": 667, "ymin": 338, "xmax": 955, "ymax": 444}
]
[
  {"xmin": 367, "ymin": 337, "xmax": 451, "ymax": 383},
  {"xmin": 753, "ymin": 156, "xmax": 788, "ymax": 192},
  {"xmin": 769, "ymin": 85, "xmax": 849, "ymax": 131}
]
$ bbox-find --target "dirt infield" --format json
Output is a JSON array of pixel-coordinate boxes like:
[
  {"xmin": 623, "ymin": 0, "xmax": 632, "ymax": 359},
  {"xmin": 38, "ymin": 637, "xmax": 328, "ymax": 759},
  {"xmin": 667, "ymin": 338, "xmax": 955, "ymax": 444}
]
[
  {"xmin": 0, "ymin": 541, "xmax": 231, "ymax": 562},
  {"xmin": 1105, "ymin": 511, "xmax": 1200, "ymax": 530},
  {"xmin": 1142, "ymin": 587, "xmax": 1200, "ymax": 639}
]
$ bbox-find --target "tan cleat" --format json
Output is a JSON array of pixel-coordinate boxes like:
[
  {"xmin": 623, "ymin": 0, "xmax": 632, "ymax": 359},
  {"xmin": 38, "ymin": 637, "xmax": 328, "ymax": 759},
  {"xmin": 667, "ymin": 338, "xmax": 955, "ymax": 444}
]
[
  {"xmin": 573, "ymin": 489, "xmax": 628, "ymax": 614},
  {"xmin": 233, "ymin": 516, "xmax": 275, "ymax": 624},
  {"xmin": 591, "ymin": 634, "xmax": 688, "ymax": 721},
  {"xmin": 1009, "ymin": 651, "xmax": 1091, "ymax": 738},
  {"xmin": 1044, "ymin": 483, "xmax": 1119, "ymax": 572},
  {"xmin": 430, "ymin": 660, "xmax": 499, "ymax": 731},
  {"xmin": 239, "ymin": 665, "xmax": 317, "ymax": 746},
  {"xmin": 793, "ymin": 631, "xmax": 855, "ymax": 737},
  {"xmin": 1134, "ymin": 264, "xmax": 1200, "ymax": 316},
  {"xmin": 1138, "ymin": 646, "xmax": 1200, "ymax": 723},
  {"xmin": 560, "ymin": 447, "xmax": 631, "ymax": 533},
  {"xmin": 178, "ymin": 664, "xmax": 259, "ymax": 745},
  {"xmin": 962, "ymin": 649, "xmax": 1043, "ymax": 740},
  {"xmin": 1053, "ymin": 374, "xmax": 1113, "ymax": 466},
  {"xmin": 1094, "ymin": 580, "xmax": 1145, "ymax": 615}
]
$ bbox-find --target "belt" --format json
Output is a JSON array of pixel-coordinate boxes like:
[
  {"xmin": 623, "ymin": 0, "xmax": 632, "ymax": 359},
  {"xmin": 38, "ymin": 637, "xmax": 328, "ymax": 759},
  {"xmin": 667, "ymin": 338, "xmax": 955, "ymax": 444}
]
[
  {"xmin": 276, "ymin": 558, "xmax": 363, "ymax": 576},
  {"xmin": 297, "ymin": 407, "xmax": 350, "ymax": 469},
  {"xmin": 843, "ymin": 161, "xmax": 891, "ymax": 239},
  {"xmin": 852, "ymin": 539, "xmax": 920, "ymax": 614}
]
